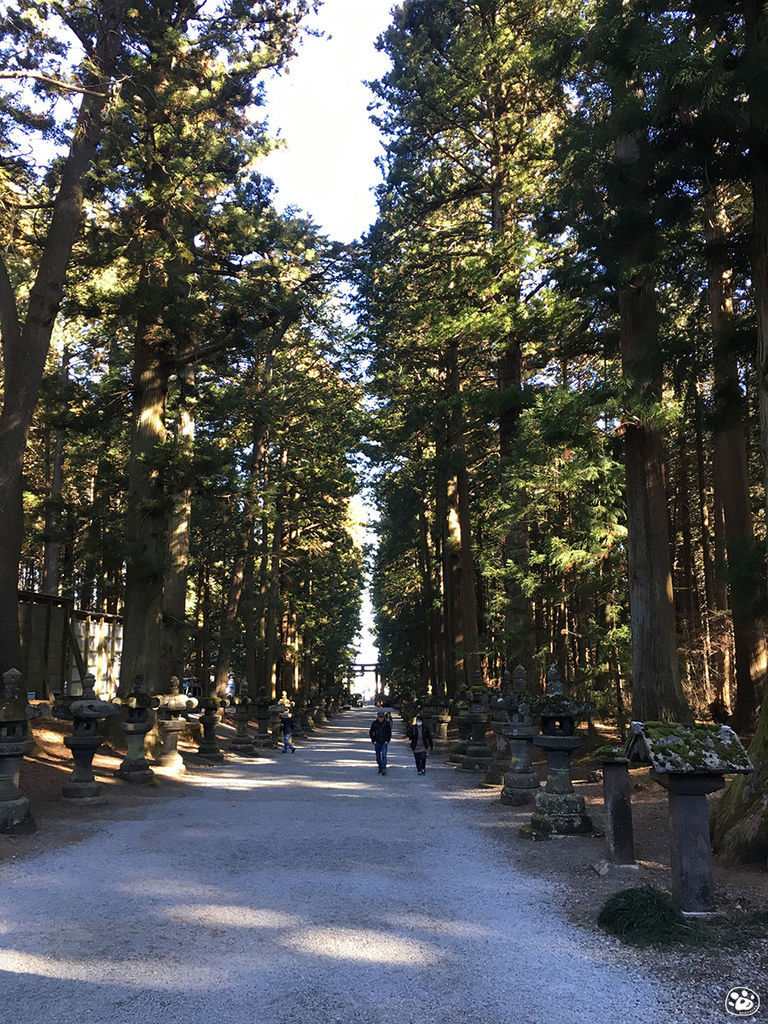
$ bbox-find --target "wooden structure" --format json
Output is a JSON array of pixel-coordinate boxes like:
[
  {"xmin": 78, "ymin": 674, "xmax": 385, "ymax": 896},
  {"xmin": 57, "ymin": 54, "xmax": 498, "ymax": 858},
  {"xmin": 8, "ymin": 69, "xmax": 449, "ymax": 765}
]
[{"xmin": 18, "ymin": 591, "xmax": 123, "ymax": 699}]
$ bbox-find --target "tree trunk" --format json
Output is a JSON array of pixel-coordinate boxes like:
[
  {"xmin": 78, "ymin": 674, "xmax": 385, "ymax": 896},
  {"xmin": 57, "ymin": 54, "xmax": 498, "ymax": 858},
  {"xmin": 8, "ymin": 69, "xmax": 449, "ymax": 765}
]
[
  {"xmin": 746, "ymin": 0, "xmax": 768, "ymax": 527},
  {"xmin": 42, "ymin": 347, "xmax": 71, "ymax": 595},
  {"xmin": 213, "ymin": 351, "xmax": 276, "ymax": 694},
  {"xmin": 620, "ymin": 275, "xmax": 690, "ymax": 722},
  {"xmin": 160, "ymin": 360, "xmax": 195, "ymax": 684},
  {"xmin": 118, "ymin": 307, "xmax": 170, "ymax": 696},
  {"xmin": 712, "ymin": 693, "xmax": 768, "ymax": 863},
  {"xmin": 446, "ymin": 344, "xmax": 480, "ymax": 684},
  {"xmin": 707, "ymin": 197, "xmax": 766, "ymax": 729}
]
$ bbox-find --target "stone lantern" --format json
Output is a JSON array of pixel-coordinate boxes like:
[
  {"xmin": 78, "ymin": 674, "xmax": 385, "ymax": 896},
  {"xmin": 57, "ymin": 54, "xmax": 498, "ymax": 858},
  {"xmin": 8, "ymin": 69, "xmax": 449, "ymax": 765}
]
[
  {"xmin": 459, "ymin": 682, "xmax": 494, "ymax": 772},
  {"xmin": 114, "ymin": 675, "xmax": 159, "ymax": 783},
  {"xmin": 156, "ymin": 676, "xmax": 198, "ymax": 772},
  {"xmin": 225, "ymin": 693, "xmax": 256, "ymax": 757},
  {"xmin": 0, "ymin": 668, "xmax": 42, "ymax": 833},
  {"xmin": 252, "ymin": 689, "xmax": 274, "ymax": 746},
  {"xmin": 626, "ymin": 721, "xmax": 753, "ymax": 913},
  {"xmin": 500, "ymin": 678, "xmax": 541, "ymax": 805},
  {"xmin": 53, "ymin": 673, "xmax": 123, "ymax": 803},
  {"xmin": 527, "ymin": 666, "xmax": 594, "ymax": 836},
  {"xmin": 483, "ymin": 669, "xmax": 516, "ymax": 786},
  {"xmin": 428, "ymin": 690, "xmax": 452, "ymax": 747},
  {"xmin": 312, "ymin": 695, "xmax": 328, "ymax": 725},
  {"xmin": 447, "ymin": 684, "xmax": 472, "ymax": 764},
  {"xmin": 195, "ymin": 694, "xmax": 229, "ymax": 761}
]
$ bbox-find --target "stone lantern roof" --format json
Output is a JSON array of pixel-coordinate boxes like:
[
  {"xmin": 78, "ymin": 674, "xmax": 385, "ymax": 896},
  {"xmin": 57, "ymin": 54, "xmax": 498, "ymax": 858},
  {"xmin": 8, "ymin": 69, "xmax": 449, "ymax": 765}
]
[{"xmin": 626, "ymin": 721, "xmax": 753, "ymax": 775}]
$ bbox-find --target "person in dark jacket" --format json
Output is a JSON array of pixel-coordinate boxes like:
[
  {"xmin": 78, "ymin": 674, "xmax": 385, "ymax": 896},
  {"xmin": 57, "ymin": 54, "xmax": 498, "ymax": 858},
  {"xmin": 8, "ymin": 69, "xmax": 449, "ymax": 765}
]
[
  {"xmin": 280, "ymin": 712, "xmax": 296, "ymax": 753},
  {"xmin": 369, "ymin": 709, "xmax": 392, "ymax": 774},
  {"xmin": 407, "ymin": 716, "xmax": 434, "ymax": 774}
]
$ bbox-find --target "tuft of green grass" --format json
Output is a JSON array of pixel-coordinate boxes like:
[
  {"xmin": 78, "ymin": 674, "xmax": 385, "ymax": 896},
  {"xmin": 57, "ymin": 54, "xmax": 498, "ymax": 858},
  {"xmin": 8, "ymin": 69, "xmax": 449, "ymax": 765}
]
[
  {"xmin": 597, "ymin": 886, "xmax": 693, "ymax": 946},
  {"xmin": 598, "ymin": 887, "xmax": 768, "ymax": 949}
]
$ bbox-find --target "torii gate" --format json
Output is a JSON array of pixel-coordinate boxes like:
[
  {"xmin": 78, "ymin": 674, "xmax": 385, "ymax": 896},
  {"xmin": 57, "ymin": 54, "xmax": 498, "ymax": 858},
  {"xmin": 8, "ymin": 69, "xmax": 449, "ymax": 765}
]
[{"xmin": 351, "ymin": 662, "xmax": 383, "ymax": 690}]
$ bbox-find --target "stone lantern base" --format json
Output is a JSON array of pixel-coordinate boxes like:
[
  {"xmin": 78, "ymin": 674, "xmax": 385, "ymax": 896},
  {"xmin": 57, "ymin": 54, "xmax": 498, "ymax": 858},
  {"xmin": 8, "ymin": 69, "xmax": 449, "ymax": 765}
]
[
  {"xmin": 527, "ymin": 790, "xmax": 593, "ymax": 836},
  {"xmin": 0, "ymin": 796, "xmax": 35, "ymax": 834},
  {"xmin": 500, "ymin": 772, "xmax": 540, "ymax": 805},
  {"xmin": 115, "ymin": 758, "xmax": 155, "ymax": 784}
]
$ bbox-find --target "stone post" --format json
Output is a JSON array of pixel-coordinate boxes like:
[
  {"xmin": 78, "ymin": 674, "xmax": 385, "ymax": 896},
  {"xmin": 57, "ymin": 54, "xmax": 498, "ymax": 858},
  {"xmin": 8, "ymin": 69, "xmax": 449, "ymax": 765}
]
[
  {"xmin": 156, "ymin": 676, "xmax": 198, "ymax": 772},
  {"xmin": 597, "ymin": 754, "xmax": 636, "ymax": 865},
  {"xmin": 53, "ymin": 674, "xmax": 123, "ymax": 803},
  {"xmin": 665, "ymin": 776, "xmax": 724, "ymax": 913},
  {"xmin": 115, "ymin": 676, "xmax": 159, "ymax": 783},
  {"xmin": 0, "ymin": 669, "xmax": 38, "ymax": 833}
]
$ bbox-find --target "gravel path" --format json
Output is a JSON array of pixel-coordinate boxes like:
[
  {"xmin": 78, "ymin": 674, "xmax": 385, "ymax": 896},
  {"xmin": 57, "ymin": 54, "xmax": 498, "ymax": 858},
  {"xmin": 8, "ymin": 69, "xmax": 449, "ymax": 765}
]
[{"xmin": 1, "ymin": 708, "xmax": 680, "ymax": 1024}]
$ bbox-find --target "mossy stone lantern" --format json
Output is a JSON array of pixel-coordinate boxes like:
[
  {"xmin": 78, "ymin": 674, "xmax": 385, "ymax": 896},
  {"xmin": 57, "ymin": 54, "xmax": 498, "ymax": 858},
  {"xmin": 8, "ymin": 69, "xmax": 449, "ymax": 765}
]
[
  {"xmin": 459, "ymin": 683, "xmax": 494, "ymax": 772},
  {"xmin": 115, "ymin": 675, "xmax": 160, "ymax": 783},
  {"xmin": 627, "ymin": 721, "xmax": 753, "ymax": 914},
  {"xmin": 448, "ymin": 684, "xmax": 472, "ymax": 764},
  {"xmin": 53, "ymin": 673, "xmax": 123, "ymax": 803},
  {"xmin": 193, "ymin": 694, "xmax": 228, "ymax": 761},
  {"xmin": 156, "ymin": 676, "xmax": 198, "ymax": 772},
  {"xmin": 226, "ymin": 693, "xmax": 256, "ymax": 757},
  {"xmin": 526, "ymin": 666, "xmax": 595, "ymax": 837}
]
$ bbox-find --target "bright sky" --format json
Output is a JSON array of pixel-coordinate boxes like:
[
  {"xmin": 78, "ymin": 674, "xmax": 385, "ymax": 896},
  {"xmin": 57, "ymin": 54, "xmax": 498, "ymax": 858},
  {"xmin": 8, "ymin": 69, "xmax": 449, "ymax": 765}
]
[
  {"xmin": 259, "ymin": 1, "xmax": 395, "ymax": 678},
  {"xmin": 259, "ymin": 0, "xmax": 395, "ymax": 243}
]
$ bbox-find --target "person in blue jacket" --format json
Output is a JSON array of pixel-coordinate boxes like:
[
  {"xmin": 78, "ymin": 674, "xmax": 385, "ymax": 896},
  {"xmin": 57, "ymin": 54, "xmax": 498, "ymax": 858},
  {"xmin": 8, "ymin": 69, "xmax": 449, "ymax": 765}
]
[
  {"xmin": 280, "ymin": 712, "xmax": 296, "ymax": 753},
  {"xmin": 369, "ymin": 709, "xmax": 392, "ymax": 774}
]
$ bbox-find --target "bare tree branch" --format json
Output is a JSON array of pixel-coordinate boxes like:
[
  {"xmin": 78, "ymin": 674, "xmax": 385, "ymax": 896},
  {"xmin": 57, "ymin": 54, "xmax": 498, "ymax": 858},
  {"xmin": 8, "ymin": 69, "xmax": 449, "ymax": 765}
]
[{"xmin": 0, "ymin": 70, "xmax": 107, "ymax": 97}]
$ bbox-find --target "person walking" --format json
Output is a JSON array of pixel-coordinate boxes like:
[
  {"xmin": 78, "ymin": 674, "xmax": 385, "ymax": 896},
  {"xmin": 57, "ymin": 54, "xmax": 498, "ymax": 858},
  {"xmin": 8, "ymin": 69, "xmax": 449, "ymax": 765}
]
[
  {"xmin": 280, "ymin": 711, "xmax": 296, "ymax": 753},
  {"xmin": 407, "ymin": 715, "xmax": 433, "ymax": 774},
  {"xmin": 369, "ymin": 709, "xmax": 392, "ymax": 774}
]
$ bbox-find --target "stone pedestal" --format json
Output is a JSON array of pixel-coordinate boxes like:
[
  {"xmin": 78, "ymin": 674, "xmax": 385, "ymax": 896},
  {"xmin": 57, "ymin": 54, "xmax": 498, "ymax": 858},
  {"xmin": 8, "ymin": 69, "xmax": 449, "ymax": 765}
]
[
  {"xmin": 458, "ymin": 688, "xmax": 494, "ymax": 772},
  {"xmin": 660, "ymin": 773, "xmax": 724, "ymax": 914},
  {"xmin": 528, "ymin": 735, "xmax": 592, "ymax": 836},
  {"xmin": 298, "ymin": 703, "xmax": 315, "ymax": 734},
  {"xmin": 156, "ymin": 677, "xmax": 197, "ymax": 772},
  {"xmin": 448, "ymin": 712, "xmax": 471, "ymax": 764},
  {"xmin": 252, "ymin": 697, "xmax": 274, "ymax": 746},
  {"xmin": 115, "ymin": 704, "xmax": 158, "ymax": 782},
  {"xmin": 0, "ymin": 669, "xmax": 38, "ymax": 833},
  {"xmin": 484, "ymin": 715, "xmax": 511, "ymax": 786},
  {"xmin": 54, "ymin": 677, "xmax": 123, "ymax": 803},
  {"xmin": 599, "ymin": 757, "xmax": 635, "ymax": 865},
  {"xmin": 225, "ymin": 696, "xmax": 256, "ymax": 757},
  {"xmin": 500, "ymin": 712, "xmax": 540, "ymax": 805},
  {"xmin": 198, "ymin": 697, "xmax": 229, "ymax": 761}
]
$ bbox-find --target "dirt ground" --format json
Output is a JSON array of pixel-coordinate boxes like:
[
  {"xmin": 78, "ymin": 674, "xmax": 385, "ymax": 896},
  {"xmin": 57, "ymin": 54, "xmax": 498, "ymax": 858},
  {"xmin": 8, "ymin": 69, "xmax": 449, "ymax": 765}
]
[{"xmin": 3, "ymin": 717, "xmax": 767, "ymax": 1011}]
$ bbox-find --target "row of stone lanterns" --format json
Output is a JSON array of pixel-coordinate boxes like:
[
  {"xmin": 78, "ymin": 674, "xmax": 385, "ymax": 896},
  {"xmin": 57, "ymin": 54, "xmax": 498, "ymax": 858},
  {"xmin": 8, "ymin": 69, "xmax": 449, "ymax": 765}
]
[
  {"xmin": 2, "ymin": 667, "xmax": 348, "ymax": 821},
  {"xmin": 405, "ymin": 663, "xmax": 754, "ymax": 915}
]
